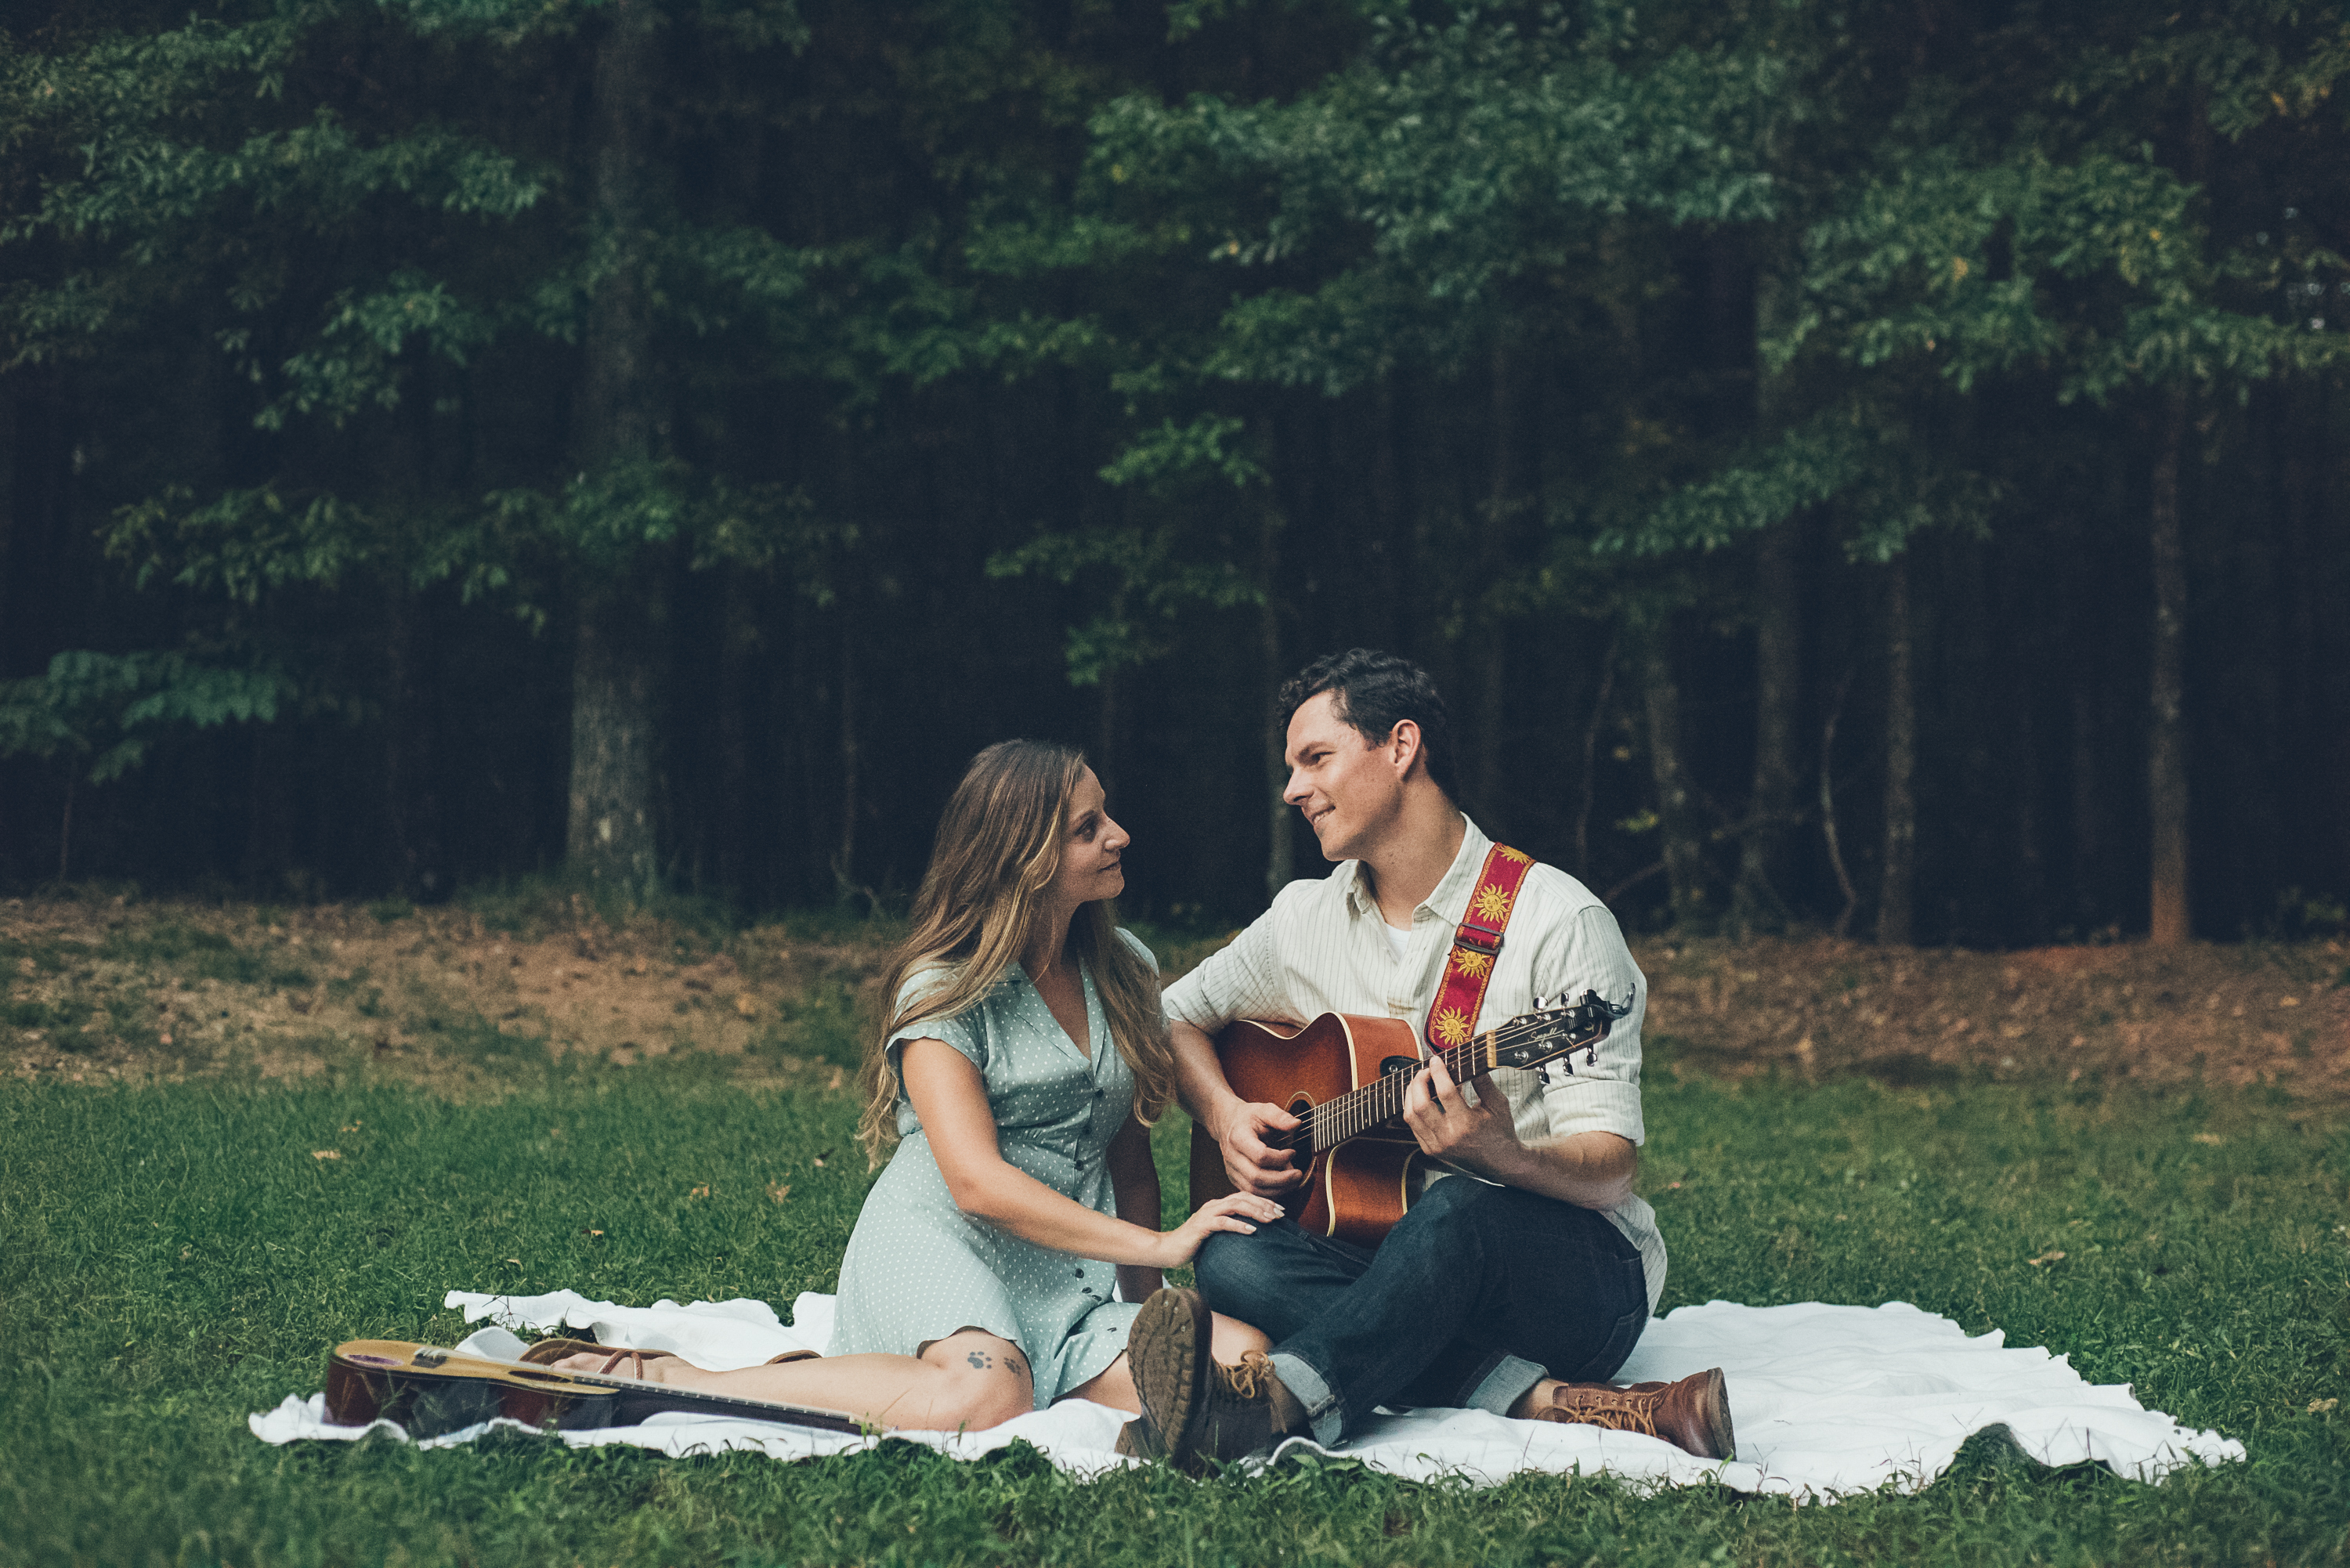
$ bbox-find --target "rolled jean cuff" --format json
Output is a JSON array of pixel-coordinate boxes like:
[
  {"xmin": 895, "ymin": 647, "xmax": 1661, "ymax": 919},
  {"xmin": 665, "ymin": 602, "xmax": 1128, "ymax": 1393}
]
[
  {"xmin": 1466, "ymin": 1353, "xmax": 1547, "ymax": 1419},
  {"xmin": 1268, "ymin": 1350, "xmax": 1344, "ymax": 1447}
]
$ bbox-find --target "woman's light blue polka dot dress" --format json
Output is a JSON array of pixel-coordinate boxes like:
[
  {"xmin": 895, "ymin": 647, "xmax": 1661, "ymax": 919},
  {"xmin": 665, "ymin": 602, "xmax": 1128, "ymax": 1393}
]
[{"xmin": 826, "ymin": 931, "xmax": 1152, "ymax": 1406}]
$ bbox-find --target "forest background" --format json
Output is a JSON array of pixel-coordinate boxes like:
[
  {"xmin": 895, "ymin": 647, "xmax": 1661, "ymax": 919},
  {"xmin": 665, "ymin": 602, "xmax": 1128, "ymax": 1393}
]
[{"xmin": 3, "ymin": 0, "xmax": 2348, "ymax": 950}]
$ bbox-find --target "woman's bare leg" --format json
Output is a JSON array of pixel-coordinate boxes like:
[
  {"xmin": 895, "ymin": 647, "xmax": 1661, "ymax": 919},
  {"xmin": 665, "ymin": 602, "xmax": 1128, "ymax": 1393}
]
[
  {"xmin": 553, "ymin": 1328, "xmax": 1032, "ymax": 1433},
  {"xmin": 1059, "ymin": 1311, "xmax": 1272, "ymax": 1412}
]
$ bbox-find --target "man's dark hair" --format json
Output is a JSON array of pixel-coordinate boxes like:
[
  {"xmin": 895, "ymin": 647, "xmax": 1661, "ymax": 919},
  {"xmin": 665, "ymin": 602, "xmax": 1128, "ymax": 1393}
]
[{"xmin": 1278, "ymin": 649, "xmax": 1458, "ymax": 800}]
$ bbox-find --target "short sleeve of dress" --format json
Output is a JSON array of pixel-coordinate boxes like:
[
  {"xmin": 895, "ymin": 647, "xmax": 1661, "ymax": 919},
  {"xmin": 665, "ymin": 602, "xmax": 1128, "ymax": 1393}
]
[
  {"xmin": 883, "ymin": 966, "xmax": 987, "ymax": 1076},
  {"xmin": 1113, "ymin": 926, "xmax": 1159, "ymax": 974}
]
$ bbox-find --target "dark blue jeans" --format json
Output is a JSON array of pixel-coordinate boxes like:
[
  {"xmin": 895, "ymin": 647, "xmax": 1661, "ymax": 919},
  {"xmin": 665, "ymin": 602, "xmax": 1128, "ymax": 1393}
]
[{"xmin": 1194, "ymin": 1176, "xmax": 1649, "ymax": 1444}]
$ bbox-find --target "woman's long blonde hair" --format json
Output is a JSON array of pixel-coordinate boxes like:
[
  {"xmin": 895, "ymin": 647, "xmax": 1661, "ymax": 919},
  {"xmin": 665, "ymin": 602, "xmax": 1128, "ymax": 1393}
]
[{"xmin": 857, "ymin": 739, "xmax": 1175, "ymax": 1165}]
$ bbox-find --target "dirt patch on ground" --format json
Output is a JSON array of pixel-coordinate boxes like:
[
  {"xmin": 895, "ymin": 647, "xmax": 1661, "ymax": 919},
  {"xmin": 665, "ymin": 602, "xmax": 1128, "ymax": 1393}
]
[
  {"xmin": 1636, "ymin": 934, "xmax": 2350, "ymax": 1097},
  {"xmin": 5, "ymin": 896, "xmax": 2343, "ymax": 1098},
  {"xmin": 1, "ymin": 896, "xmax": 886, "ymax": 1089}
]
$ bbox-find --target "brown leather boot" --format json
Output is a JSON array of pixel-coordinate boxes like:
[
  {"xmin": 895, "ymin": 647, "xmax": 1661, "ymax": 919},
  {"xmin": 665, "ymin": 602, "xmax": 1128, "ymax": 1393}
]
[
  {"xmin": 1115, "ymin": 1288, "xmax": 1308, "ymax": 1473},
  {"xmin": 1523, "ymin": 1367, "xmax": 1735, "ymax": 1459}
]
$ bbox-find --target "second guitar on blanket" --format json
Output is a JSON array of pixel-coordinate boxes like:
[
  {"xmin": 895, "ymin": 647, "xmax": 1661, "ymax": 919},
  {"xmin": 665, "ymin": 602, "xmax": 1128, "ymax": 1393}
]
[{"xmin": 1188, "ymin": 992, "xmax": 1630, "ymax": 1248}]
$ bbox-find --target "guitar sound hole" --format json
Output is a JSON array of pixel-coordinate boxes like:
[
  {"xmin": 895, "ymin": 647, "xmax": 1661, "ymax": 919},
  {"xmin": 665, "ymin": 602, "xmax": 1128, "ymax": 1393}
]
[{"xmin": 1380, "ymin": 1056, "xmax": 1419, "ymax": 1078}]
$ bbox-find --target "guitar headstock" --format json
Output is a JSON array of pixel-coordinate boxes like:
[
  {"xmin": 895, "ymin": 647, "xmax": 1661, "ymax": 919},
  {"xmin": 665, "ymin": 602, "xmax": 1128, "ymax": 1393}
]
[{"xmin": 1488, "ymin": 988, "xmax": 1634, "ymax": 1074}]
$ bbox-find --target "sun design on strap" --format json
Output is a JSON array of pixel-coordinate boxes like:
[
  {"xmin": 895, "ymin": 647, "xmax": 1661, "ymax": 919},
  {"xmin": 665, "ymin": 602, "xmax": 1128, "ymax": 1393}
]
[
  {"xmin": 1497, "ymin": 846, "xmax": 1533, "ymax": 865},
  {"xmin": 1432, "ymin": 1006, "xmax": 1472, "ymax": 1046},
  {"xmin": 1472, "ymin": 883, "xmax": 1513, "ymax": 923},
  {"xmin": 1450, "ymin": 948, "xmax": 1492, "ymax": 979}
]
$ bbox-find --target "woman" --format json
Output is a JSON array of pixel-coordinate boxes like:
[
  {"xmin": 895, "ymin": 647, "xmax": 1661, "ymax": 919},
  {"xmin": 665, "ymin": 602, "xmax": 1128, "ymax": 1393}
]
[{"xmin": 556, "ymin": 740, "xmax": 1278, "ymax": 1433}]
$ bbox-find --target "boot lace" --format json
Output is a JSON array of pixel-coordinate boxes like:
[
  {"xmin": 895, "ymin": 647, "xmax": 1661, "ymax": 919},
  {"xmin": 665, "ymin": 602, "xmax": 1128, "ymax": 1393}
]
[
  {"xmin": 1224, "ymin": 1352, "xmax": 1282, "ymax": 1401},
  {"xmin": 1548, "ymin": 1387, "xmax": 1658, "ymax": 1436}
]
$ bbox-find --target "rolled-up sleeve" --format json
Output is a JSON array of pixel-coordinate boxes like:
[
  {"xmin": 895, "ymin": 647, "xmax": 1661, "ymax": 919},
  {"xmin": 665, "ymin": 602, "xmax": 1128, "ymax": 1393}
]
[
  {"xmin": 1529, "ymin": 904, "xmax": 1648, "ymax": 1147},
  {"xmin": 1161, "ymin": 903, "xmax": 1292, "ymax": 1036}
]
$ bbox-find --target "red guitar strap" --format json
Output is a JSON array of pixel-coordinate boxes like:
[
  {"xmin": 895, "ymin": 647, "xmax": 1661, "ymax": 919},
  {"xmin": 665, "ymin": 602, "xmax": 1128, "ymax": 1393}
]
[{"xmin": 1423, "ymin": 844, "xmax": 1535, "ymax": 1055}]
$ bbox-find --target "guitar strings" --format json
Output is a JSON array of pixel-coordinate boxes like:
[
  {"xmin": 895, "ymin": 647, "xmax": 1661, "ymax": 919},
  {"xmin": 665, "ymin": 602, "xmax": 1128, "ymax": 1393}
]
[{"xmin": 1290, "ymin": 1009, "xmax": 1601, "ymax": 1153}]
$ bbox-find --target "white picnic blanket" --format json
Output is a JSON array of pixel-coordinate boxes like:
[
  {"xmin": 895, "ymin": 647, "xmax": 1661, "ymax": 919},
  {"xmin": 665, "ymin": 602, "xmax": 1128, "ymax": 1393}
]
[{"xmin": 249, "ymin": 1289, "xmax": 2243, "ymax": 1501}]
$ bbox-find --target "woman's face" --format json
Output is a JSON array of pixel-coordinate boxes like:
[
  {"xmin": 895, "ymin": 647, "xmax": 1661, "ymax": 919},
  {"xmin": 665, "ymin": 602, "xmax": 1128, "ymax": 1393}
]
[{"xmin": 1052, "ymin": 767, "xmax": 1129, "ymax": 906}]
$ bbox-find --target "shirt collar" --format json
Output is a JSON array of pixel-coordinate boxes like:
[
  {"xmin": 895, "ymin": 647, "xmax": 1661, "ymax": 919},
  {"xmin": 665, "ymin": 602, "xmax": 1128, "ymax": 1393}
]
[{"xmin": 1342, "ymin": 815, "xmax": 1492, "ymax": 926}]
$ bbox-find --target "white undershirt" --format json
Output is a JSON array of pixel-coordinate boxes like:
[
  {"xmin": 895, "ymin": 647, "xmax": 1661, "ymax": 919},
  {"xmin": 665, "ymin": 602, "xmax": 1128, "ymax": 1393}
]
[{"xmin": 1383, "ymin": 921, "xmax": 1411, "ymax": 961}]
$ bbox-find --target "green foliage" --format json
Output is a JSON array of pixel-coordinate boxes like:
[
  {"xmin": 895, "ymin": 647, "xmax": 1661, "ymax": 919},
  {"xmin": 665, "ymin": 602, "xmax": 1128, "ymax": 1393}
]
[
  {"xmin": 0, "ymin": 651, "xmax": 291, "ymax": 785},
  {"xmin": 5, "ymin": 0, "xmax": 2349, "ymax": 930},
  {"xmin": 1610, "ymin": 399, "xmax": 2001, "ymax": 562},
  {"xmin": 989, "ymin": 518, "xmax": 1263, "ymax": 686},
  {"xmin": 1794, "ymin": 139, "xmax": 2348, "ymax": 403}
]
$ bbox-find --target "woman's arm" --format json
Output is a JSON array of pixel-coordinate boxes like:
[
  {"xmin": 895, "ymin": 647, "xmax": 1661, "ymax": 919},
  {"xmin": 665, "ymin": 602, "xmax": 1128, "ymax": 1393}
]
[
  {"xmin": 900, "ymin": 1039, "xmax": 1274, "ymax": 1270},
  {"xmin": 1102, "ymin": 1115, "xmax": 1165, "ymax": 1304}
]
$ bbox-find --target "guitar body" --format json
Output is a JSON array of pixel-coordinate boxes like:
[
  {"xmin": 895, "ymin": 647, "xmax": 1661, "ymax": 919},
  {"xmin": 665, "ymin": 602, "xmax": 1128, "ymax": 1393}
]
[
  {"xmin": 1188, "ymin": 1013, "xmax": 1432, "ymax": 1249},
  {"xmin": 324, "ymin": 1340, "xmax": 862, "ymax": 1440}
]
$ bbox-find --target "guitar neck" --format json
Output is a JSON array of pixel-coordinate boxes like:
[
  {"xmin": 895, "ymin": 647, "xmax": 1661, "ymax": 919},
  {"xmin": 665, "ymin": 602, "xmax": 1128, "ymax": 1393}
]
[
  {"xmin": 1293, "ymin": 1034, "xmax": 1502, "ymax": 1155},
  {"xmin": 425, "ymin": 1347, "xmax": 866, "ymax": 1435}
]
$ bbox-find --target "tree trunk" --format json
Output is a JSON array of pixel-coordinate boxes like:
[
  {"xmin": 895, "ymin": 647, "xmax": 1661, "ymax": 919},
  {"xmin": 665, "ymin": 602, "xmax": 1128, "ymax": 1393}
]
[
  {"xmin": 1876, "ymin": 554, "xmax": 1916, "ymax": 945},
  {"xmin": 834, "ymin": 622, "xmax": 862, "ymax": 902},
  {"xmin": 1736, "ymin": 523, "xmax": 1802, "ymax": 929},
  {"xmin": 789, "ymin": 587, "xmax": 823, "ymax": 905},
  {"xmin": 2069, "ymin": 640, "xmax": 2101, "ymax": 930},
  {"xmin": 564, "ymin": 0, "xmax": 663, "ymax": 898},
  {"xmin": 2010, "ymin": 623, "xmax": 2049, "ymax": 945},
  {"xmin": 716, "ymin": 569, "xmax": 758, "ymax": 903},
  {"xmin": 1097, "ymin": 662, "xmax": 1121, "ymax": 803},
  {"xmin": 0, "ymin": 379, "xmax": 15, "ymax": 669},
  {"xmin": 385, "ymin": 585, "xmax": 444, "ymax": 898},
  {"xmin": 1820, "ymin": 667, "xmax": 1859, "ymax": 938},
  {"xmin": 2148, "ymin": 395, "xmax": 2191, "ymax": 946},
  {"xmin": 1097, "ymin": 582, "xmax": 1126, "ymax": 800},
  {"xmin": 1473, "ymin": 341, "xmax": 1517, "ymax": 822},
  {"xmin": 1736, "ymin": 230, "xmax": 1804, "ymax": 929},
  {"xmin": 1639, "ymin": 615, "xmax": 1705, "ymax": 925},
  {"xmin": 1371, "ymin": 377, "xmax": 1407, "ymax": 650},
  {"xmin": 568, "ymin": 587, "xmax": 658, "ymax": 894},
  {"xmin": 1262, "ymin": 504, "xmax": 1292, "ymax": 906},
  {"xmin": 246, "ymin": 724, "xmax": 296, "ymax": 897},
  {"xmin": 56, "ymin": 771, "xmax": 74, "ymax": 883},
  {"xmin": 1572, "ymin": 631, "xmax": 1618, "ymax": 877}
]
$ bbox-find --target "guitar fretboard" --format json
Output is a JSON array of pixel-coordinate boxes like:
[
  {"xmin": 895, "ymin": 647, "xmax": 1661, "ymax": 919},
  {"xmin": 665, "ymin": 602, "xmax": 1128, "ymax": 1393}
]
[
  {"xmin": 1287, "ymin": 1011, "xmax": 1599, "ymax": 1154},
  {"xmin": 422, "ymin": 1349, "xmax": 865, "ymax": 1433}
]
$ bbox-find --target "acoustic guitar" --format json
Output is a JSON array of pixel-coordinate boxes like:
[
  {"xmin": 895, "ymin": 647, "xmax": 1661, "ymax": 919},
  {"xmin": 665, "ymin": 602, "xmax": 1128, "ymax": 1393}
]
[
  {"xmin": 324, "ymin": 1339, "xmax": 865, "ymax": 1440},
  {"xmin": 1188, "ymin": 990, "xmax": 1631, "ymax": 1248}
]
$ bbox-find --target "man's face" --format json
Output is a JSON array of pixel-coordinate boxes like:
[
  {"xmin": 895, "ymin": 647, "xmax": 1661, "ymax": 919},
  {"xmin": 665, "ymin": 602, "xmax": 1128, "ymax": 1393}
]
[{"xmin": 1283, "ymin": 692, "xmax": 1408, "ymax": 862}]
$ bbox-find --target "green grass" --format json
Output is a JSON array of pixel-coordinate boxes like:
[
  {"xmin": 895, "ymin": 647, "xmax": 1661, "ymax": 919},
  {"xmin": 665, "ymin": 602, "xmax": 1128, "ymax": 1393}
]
[
  {"xmin": 757, "ymin": 973, "xmax": 873, "ymax": 1069},
  {"xmin": 2, "ymin": 1065, "xmax": 2345, "ymax": 1566}
]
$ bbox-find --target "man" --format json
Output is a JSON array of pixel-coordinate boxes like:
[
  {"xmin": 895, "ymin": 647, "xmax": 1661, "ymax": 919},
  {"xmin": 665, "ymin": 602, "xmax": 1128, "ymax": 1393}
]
[{"xmin": 1120, "ymin": 649, "xmax": 1730, "ymax": 1471}]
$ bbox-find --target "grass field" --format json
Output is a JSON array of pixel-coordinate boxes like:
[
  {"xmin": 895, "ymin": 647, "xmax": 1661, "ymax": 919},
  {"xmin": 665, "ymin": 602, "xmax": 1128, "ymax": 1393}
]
[{"xmin": 5, "ymin": 1039, "xmax": 2347, "ymax": 1567}]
